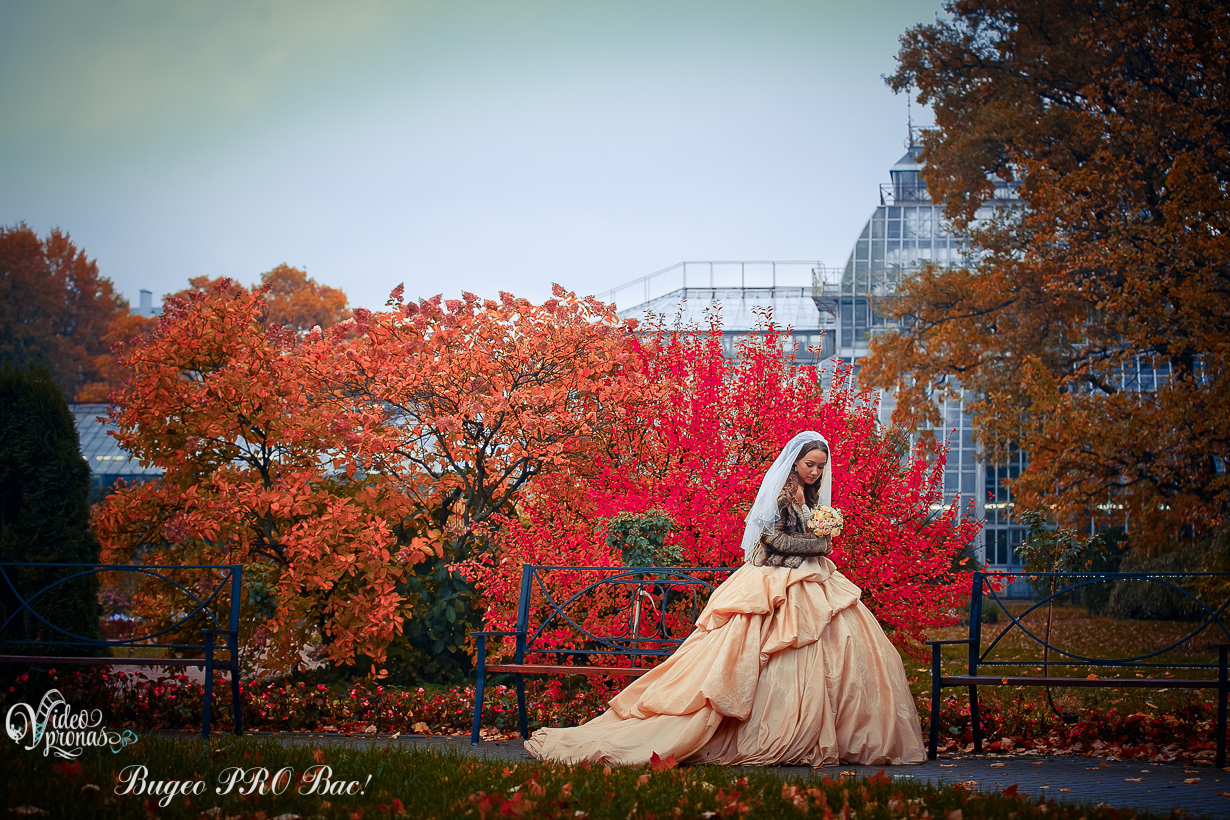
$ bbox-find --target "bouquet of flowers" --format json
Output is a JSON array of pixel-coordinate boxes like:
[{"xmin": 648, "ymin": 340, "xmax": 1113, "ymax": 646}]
[{"xmin": 808, "ymin": 505, "xmax": 845, "ymax": 538}]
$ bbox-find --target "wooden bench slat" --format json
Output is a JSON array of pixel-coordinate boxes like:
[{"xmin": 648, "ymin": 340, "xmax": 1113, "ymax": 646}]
[
  {"xmin": 472, "ymin": 565, "xmax": 746, "ymax": 745},
  {"xmin": 942, "ymin": 675, "xmax": 1217, "ymax": 689},
  {"xmin": 487, "ymin": 663, "xmax": 654, "ymax": 677}
]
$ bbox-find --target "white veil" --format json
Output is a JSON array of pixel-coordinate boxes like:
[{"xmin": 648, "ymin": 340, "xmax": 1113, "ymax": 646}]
[{"xmin": 740, "ymin": 431, "xmax": 831, "ymax": 562}]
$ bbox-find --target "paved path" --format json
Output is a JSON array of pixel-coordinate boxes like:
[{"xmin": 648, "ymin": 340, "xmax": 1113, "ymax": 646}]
[{"xmin": 248, "ymin": 732, "xmax": 1230, "ymax": 818}]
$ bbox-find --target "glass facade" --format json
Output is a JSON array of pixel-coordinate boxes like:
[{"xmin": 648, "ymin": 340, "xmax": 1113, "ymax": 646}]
[
  {"xmin": 823, "ymin": 145, "xmax": 1023, "ymax": 571},
  {"xmin": 831, "ymin": 160, "xmax": 966, "ymax": 348},
  {"xmin": 983, "ymin": 448, "xmax": 1029, "ymax": 568}
]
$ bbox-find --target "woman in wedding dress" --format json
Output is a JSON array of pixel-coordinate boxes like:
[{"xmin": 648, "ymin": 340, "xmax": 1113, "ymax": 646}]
[{"xmin": 524, "ymin": 431, "xmax": 927, "ymax": 767}]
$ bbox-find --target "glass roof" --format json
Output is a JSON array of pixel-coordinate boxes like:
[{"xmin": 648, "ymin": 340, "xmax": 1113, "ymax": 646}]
[
  {"xmin": 618, "ymin": 286, "xmax": 832, "ymax": 332},
  {"xmin": 70, "ymin": 403, "xmax": 162, "ymax": 477}
]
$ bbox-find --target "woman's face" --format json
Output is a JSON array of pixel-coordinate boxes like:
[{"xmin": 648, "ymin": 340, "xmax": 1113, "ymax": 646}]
[{"xmin": 794, "ymin": 447, "xmax": 828, "ymax": 486}]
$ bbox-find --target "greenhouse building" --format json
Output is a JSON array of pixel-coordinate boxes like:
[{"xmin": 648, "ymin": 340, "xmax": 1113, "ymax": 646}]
[{"xmin": 610, "ymin": 143, "xmax": 1026, "ymax": 572}]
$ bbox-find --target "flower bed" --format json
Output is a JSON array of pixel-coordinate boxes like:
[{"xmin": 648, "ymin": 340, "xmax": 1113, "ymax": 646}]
[
  {"xmin": 923, "ymin": 688, "xmax": 1220, "ymax": 763},
  {"xmin": 2, "ymin": 669, "xmax": 615, "ymax": 737},
  {"xmin": 4, "ymin": 666, "xmax": 1221, "ymax": 763}
]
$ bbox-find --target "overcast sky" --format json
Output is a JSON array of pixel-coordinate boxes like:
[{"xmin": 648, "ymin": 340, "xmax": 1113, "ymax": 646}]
[{"xmin": 0, "ymin": 0, "xmax": 941, "ymax": 312}]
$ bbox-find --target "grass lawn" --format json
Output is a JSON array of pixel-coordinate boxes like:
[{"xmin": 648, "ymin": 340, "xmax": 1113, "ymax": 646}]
[{"xmin": 2, "ymin": 735, "xmax": 1195, "ymax": 820}]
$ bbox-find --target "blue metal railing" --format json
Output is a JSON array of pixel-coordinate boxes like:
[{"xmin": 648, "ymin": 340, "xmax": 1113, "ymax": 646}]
[
  {"xmin": 927, "ymin": 570, "xmax": 1230, "ymax": 764},
  {"xmin": 0, "ymin": 562, "xmax": 243, "ymax": 736},
  {"xmin": 971, "ymin": 570, "xmax": 1230, "ymax": 674},
  {"xmin": 471, "ymin": 564, "xmax": 736, "ymax": 744}
]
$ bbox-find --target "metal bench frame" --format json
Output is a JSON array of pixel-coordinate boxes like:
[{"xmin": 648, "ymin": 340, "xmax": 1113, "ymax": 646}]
[
  {"xmin": 0, "ymin": 562, "xmax": 243, "ymax": 737},
  {"xmin": 928, "ymin": 570, "xmax": 1230, "ymax": 765},
  {"xmin": 470, "ymin": 564, "xmax": 735, "ymax": 745}
]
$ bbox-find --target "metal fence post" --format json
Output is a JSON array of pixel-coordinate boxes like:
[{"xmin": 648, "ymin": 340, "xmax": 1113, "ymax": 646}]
[
  {"xmin": 1219, "ymin": 644, "xmax": 1228, "ymax": 769},
  {"xmin": 202, "ymin": 631, "xmax": 214, "ymax": 738},
  {"xmin": 969, "ymin": 573, "xmax": 984, "ymax": 752}
]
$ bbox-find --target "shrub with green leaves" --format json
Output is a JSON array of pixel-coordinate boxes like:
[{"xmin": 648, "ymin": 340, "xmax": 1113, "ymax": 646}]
[{"xmin": 605, "ymin": 510, "xmax": 680, "ymax": 568}]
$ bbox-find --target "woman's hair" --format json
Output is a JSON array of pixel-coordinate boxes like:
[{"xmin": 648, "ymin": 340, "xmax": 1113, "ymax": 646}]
[{"xmin": 777, "ymin": 440, "xmax": 828, "ymax": 510}]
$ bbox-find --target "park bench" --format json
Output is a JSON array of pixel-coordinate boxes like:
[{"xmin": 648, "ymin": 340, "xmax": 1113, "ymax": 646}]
[
  {"xmin": 0, "ymin": 562, "xmax": 243, "ymax": 737},
  {"xmin": 470, "ymin": 564, "xmax": 735, "ymax": 745},
  {"xmin": 928, "ymin": 570, "xmax": 1230, "ymax": 765}
]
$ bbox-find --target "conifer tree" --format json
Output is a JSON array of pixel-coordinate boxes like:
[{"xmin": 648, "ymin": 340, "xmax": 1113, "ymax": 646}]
[{"xmin": 0, "ymin": 364, "xmax": 104, "ymax": 654}]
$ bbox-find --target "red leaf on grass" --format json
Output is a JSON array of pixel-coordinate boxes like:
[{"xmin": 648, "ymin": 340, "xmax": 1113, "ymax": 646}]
[
  {"xmin": 649, "ymin": 751, "xmax": 677, "ymax": 770},
  {"xmin": 499, "ymin": 792, "xmax": 531, "ymax": 817}
]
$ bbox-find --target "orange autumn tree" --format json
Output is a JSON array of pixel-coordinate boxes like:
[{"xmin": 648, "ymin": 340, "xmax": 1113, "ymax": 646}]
[
  {"xmin": 255, "ymin": 285, "xmax": 642, "ymax": 681},
  {"xmin": 260, "ymin": 264, "xmax": 350, "ymax": 332},
  {"xmin": 867, "ymin": 0, "xmax": 1230, "ymax": 546},
  {"xmin": 0, "ymin": 223, "xmax": 151, "ymax": 401},
  {"xmin": 93, "ymin": 279, "xmax": 428, "ymax": 672},
  {"xmin": 76, "ymin": 310, "xmax": 159, "ymax": 402},
  {"xmin": 93, "ymin": 280, "xmax": 646, "ymax": 680},
  {"xmin": 311, "ymin": 285, "xmax": 645, "ymax": 564},
  {"xmin": 171, "ymin": 265, "xmax": 350, "ymax": 332}
]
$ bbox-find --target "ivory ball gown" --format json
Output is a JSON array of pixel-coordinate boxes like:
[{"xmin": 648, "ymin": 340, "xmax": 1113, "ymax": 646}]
[{"xmin": 523, "ymin": 553, "xmax": 927, "ymax": 767}]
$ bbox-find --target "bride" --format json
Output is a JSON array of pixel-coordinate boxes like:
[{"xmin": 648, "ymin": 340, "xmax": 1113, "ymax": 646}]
[{"xmin": 524, "ymin": 431, "xmax": 927, "ymax": 766}]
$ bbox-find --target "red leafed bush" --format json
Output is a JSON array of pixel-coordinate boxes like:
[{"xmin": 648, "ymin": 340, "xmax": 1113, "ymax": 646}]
[{"xmin": 467, "ymin": 318, "xmax": 982, "ymax": 660}]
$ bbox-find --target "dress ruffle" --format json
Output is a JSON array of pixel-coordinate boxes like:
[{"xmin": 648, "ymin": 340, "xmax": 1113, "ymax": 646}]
[{"xmin": 523, "ymin": 558, "xmax": 926, "ymax": 767}]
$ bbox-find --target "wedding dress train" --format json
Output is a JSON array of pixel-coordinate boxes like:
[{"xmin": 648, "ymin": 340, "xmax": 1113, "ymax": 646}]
[{"xmin": 523, "ymin": 556, "xmax": 927, "ymax": 767}]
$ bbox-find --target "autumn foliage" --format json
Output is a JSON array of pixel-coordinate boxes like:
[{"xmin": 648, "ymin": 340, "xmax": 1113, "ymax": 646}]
[
  {"xmin": 0, "ymin": 223, "xmax": 154, "ymax": 401},
  {"xmin": 171, "ymin": 264, "xmax": 350, "ymax": 333},
  {"xmin": 0, "ymin": 228, "xmax": 350, "ymax": 405},
  {"xmin": 260, "ymin": 264, "xmax": 350, "ymax": 331},
  {"xmin": 314, "ymin": 286, "xmax": 644, "ymax": 563},
  {"xmin": 94, "ymin": 282, "xmax": 644, "ymax": 672},
  {"xmin": 95, "ymin": 283, "xmax": 979, "ymax": 673},
  {"xmin": 93, "ymin": 280, "xmax": 422, "ymax": 671},
  {"xmin": 468, "ymin": 319, "xmax": 981, "ymax": 659},
  {"xmin": 868, "ymin": 0, "xmax": 1230, "ymax": 547}
]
